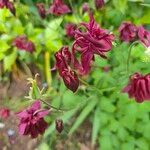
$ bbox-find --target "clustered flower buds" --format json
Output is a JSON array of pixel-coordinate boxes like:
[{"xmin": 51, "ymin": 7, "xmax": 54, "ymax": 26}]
[
  {"xmin": 0, "ymin": 0, "xmax": 15, "ymax": 15},
  {"xmin": 17, "ymin": 101, "xmax": 49, "ymax": 138},
  {"xmin": 123, "ymin": 73, "xmax": 150, "ymax": 103},
  {"xmin": 13, "ymin": 35, "xmax": 35, "ymax": 52}
]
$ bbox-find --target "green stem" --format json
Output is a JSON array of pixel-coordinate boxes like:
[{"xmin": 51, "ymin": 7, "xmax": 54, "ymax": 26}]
[
  {"xmin": 45, "ymin": 52, "xmax": 51, "ymax": 87},
  {"xmin": 126, "ymin": 41, "xmax": 139, "ymax": 75}
]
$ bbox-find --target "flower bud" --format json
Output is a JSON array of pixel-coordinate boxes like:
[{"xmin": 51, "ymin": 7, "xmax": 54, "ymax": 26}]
[{"xmin": 55, "ymin": 119, "xmax": 64, "ymax": 133}]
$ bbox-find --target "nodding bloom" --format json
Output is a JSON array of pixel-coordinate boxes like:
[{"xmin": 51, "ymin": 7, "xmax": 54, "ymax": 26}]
[
  {"xmin": 138, "ymin": 26, "xmax": 150, "ymax": 48},
  {"xmin": 65, "ymin": 23, "xmax": 77, "ymax": 38},
  {"xmin": 0, "ymin": 0, "xmax": 15, "ymax": 15},
  {"xmin": 72, "ymin": 14, "xmax": 114, "ymax": 75},
  {"xmin": 95, "ymin": 0, "xmax": 105, "ymax": 9},
  {"xmin": 0, "ymin": 108, "xmax": 10, "ymax": 119},
  {"xmin": 36, "ymin": 3, "xmax": 46, "ymax": 19},
  {"xmin": 13, "ymin": 35, "xmax": 35, "ymax": 52},
  {"xmin": 17, "ymin": 100, "xmax": 49, "ymax": 138},
  {"xmin": 55, "ymin": 46, "xmax": 79, "ymax": 92},
  {"xmin": 55, "ymin": 119, "xmax": 64, "ymax": 133},
  {"xmin": 123, "ymin": 72, "xmax": 150, "ymax": 103},
  {"xmin": 119, "ymin": 22, "xmax": 137, "ymax": 42},
  {"xmin": 82, "ymin": 2, "xmax": 89, "ymax": 13},
  {"xmin": 48, "ymin": 0, "xmax": 71, "ymax": 16}
]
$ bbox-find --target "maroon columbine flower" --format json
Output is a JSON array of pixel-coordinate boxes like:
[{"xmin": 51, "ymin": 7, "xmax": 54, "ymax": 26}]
[
  {"xmin": 123, "ymin": 72, "xmax": 150, "ymax": 103},
  {"xmin": 55, "ymin": 119, "xmax": 63, "ymax": 133},
  {"xmin": 119, "ymin": 22, "xmax": 137, "ymax": 42},
  {"xmin": 138, "ymin": 26, "xmax": 150, "ymax": 48},
  {"xmin": 17, "ymin": 100, "xmax": 49, "ymax": 138},
  {"xmin": 36, "ymin": 3, "xmax": 46, "ymax": 19},
  {"xmin": 48, "ymin": 0, "xmax": 71, "ymax": 16},
  {"xmin": 72, "ymin": 14, "xmax": 114, "ymax": 75},
  {"xmin": 0, "ymin": 0, "xmax": 7, "ymax": 8},
  {"xmin": 65, "ymin": 23, "xmax": 77, "ymax": 38},
  {"xmin": 0, "ymin": 108, "xmax": 10, "ymax": 119},
  {"xmin": 82, "ymin": 2, "xmax": 89, "ymax": 13},
  {"xmin": 13, "ymin": 35, "xmax": 35, "ymax": 52},
  {"xmin": 55, "ymin": 46, "xmax": 79, "ymax": 92},
  {"xmin": 95, "ymin": 0, "xmax": 105, "ymax": 9}
]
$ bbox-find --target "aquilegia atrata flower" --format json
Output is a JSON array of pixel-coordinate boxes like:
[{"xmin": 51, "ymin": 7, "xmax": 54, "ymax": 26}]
[
  {"xmin": 72, "ymin": 14, "xmax": 114, "ymax": 75},
  {"xmin": 65, "ymin": 23, "xmax": 77, "ymax": 38},
  {"xmin": 0, "ymin": 108, "xmax": 10, "ymax": 119},
  {"xmin": 48, "ymin": 0, "xmax": 71, "ymax": 16},
  {"xmin": 138, "ymin": 26, "xmax": 150, "ymax": 48},
  {"xmin": 0, "ymin": 0, "xmax": 15, "ymax": 15},
  {"xmin": 36, "ymin": 3, "xmax": 46, "ymax": 19},
  {"xmin": 123, "ymin": 72, "xmax": 150, "ymax": 103},
  {"xmin": 55, "ymin": 46, "xmax": 79, "ymax": 92},
  {"xmin": 17, "ymin": 100, "xmax": 49, "ymax": 138},
  {"xmin": 119, "ymin": 22, "xmax": 137, "ymax": 42},
  {"xmin": 95, "ymin": 0, "xmax": 104, "ymax": 9},
  {"xmin": 13, "ymin": 35, "xmax": 35, "ymax": 52}
]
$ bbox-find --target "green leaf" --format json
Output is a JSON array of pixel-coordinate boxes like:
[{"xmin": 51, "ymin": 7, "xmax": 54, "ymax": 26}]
[
  {"xmin": 3, "ymin": 49, "xmax": 17, "ymax": 71},
  {"xmin": 92, "ymin": 107, "xmax": 101, "ymax": 145},
  {"xmin": 69, "ymin": 99, "xmax": 98, "ymax": 134}
]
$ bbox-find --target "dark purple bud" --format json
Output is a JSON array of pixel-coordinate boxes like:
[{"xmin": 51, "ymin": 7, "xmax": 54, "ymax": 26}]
[
  {"xmin": 95, "ymin": 0, "xmax": 105, "ymax": 9},
  {"xmin": 138, "ymin": 26, "xmax": 150, "ymax": 48},
  {"xmin": 0, "ymin": 108, "xmax": 10, "ymax": 119},
  {"xmin": 36, "ymin": 3, "xmax": 46, "ymax": 19},
  {"xmin": 48, "ymin": 0, "xmax": 71, "ymax": 16},
  {"xmin": 55, "ymin": 119, "xmax": 63, "ymax": 133},
  {"xmin": 119, "ymin": 22, "xmax": 137, "ymax": 42},
  {"xmin": 122, "ymin": 72, "xmax": 150, "ymax": 103},
  {"xmin": 82, "ymin": 3, "xmax": 89, "ymax": 13}
]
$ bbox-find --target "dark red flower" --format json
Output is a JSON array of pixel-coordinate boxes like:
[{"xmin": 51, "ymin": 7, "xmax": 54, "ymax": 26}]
[
  {"xmin": 123, "ymin": 72, "xmax": 150, "ymax": 103},
  {"xmin": 65, "ymin": 23, "xmax": 77, "ymax": 38},
  {"xmin": 82, "ymin": 2, "xmax": 89, "ymax": 13},
  {"xmin": 13, "ymin": 35, "xmax": 35, "ymax": 52},
  {"xmin": 48, "ymin": 0, "xmax": 71, "ymax": 16},
  {"xmin": 55, "ymin": 119, "xmax": 63, "ymax": 133},
  {"xmin": 119, "ymin": 22, "xmax": 137, "ymax": 42},
  {"xmin": 95, "ymin": 0, "xmax": 104, "ymax": 9},
  {"xmin": 0, "ymin": 108, "xmax": 10, "ymax": 119},
  {"xmin": 6, "ymin": 1, "xmax": 15, "ymax": 16},
  {"xmin": 138, "ymin": 26, "xmax": 150, "ymax": 48},
  {"xmin": 72, "ymin": 14, "xmax": 114, "ymax": 75},
  {"xmin": 0, "ymin": 0, "xmax": 15, "ymax": 15},
  {"xmin": 55, "ymin": 47, "xmax": 79, "ymax": 92},
  {"xmin": 17, "ymin": 100, "xmax": 49, "ymax": 138},
  {"xmin": 36, "ymin": 3, "xmax": 46, "ymax": 19}
]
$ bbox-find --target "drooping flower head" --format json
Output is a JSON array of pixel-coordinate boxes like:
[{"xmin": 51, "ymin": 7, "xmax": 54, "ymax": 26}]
[
  {"xmin": 17, "ymin": 100, "xmax": 49, "ymax": 138},
  {"xmin": 95, "ymin": 0, "xmax": 105, "ymax": 9},
  {"xmin": 0, "ymin": 0, "xmax": 7, "ymax": 8},
  {"xmin": 72, "ymin": 14, "xmax": 114, "ymax": 75},
  {"xmin": 13, "ymin": 35, "xmax": 35, "ymax": 53},
  {"xmin": 123, "ymin": 72, "xmax": 150, "ymax": 103},
  {"xmin": 65, "ymin": 23, "xmax": 77, "ymax": 38},
  {"xmin": 55, "ymin": 46, "xmax": 79, "ymax": 92},
  {"xmin": 119, "ymin": 22, "xmax": 137, "ymax": 42},
  {"xmin": 36, "ymin": 3, "xmax": 46, "ymax": 19},
  {"xmin": 0, "ymin": 108, "xmax": 10, "ymax": 119},
  {"xmin": 48, "ymin": 0, "xmax": 71, "ymax": 16},
  {"xmin": 138, "ymin": 26, "xmax": 150, "ymax": 48}
]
